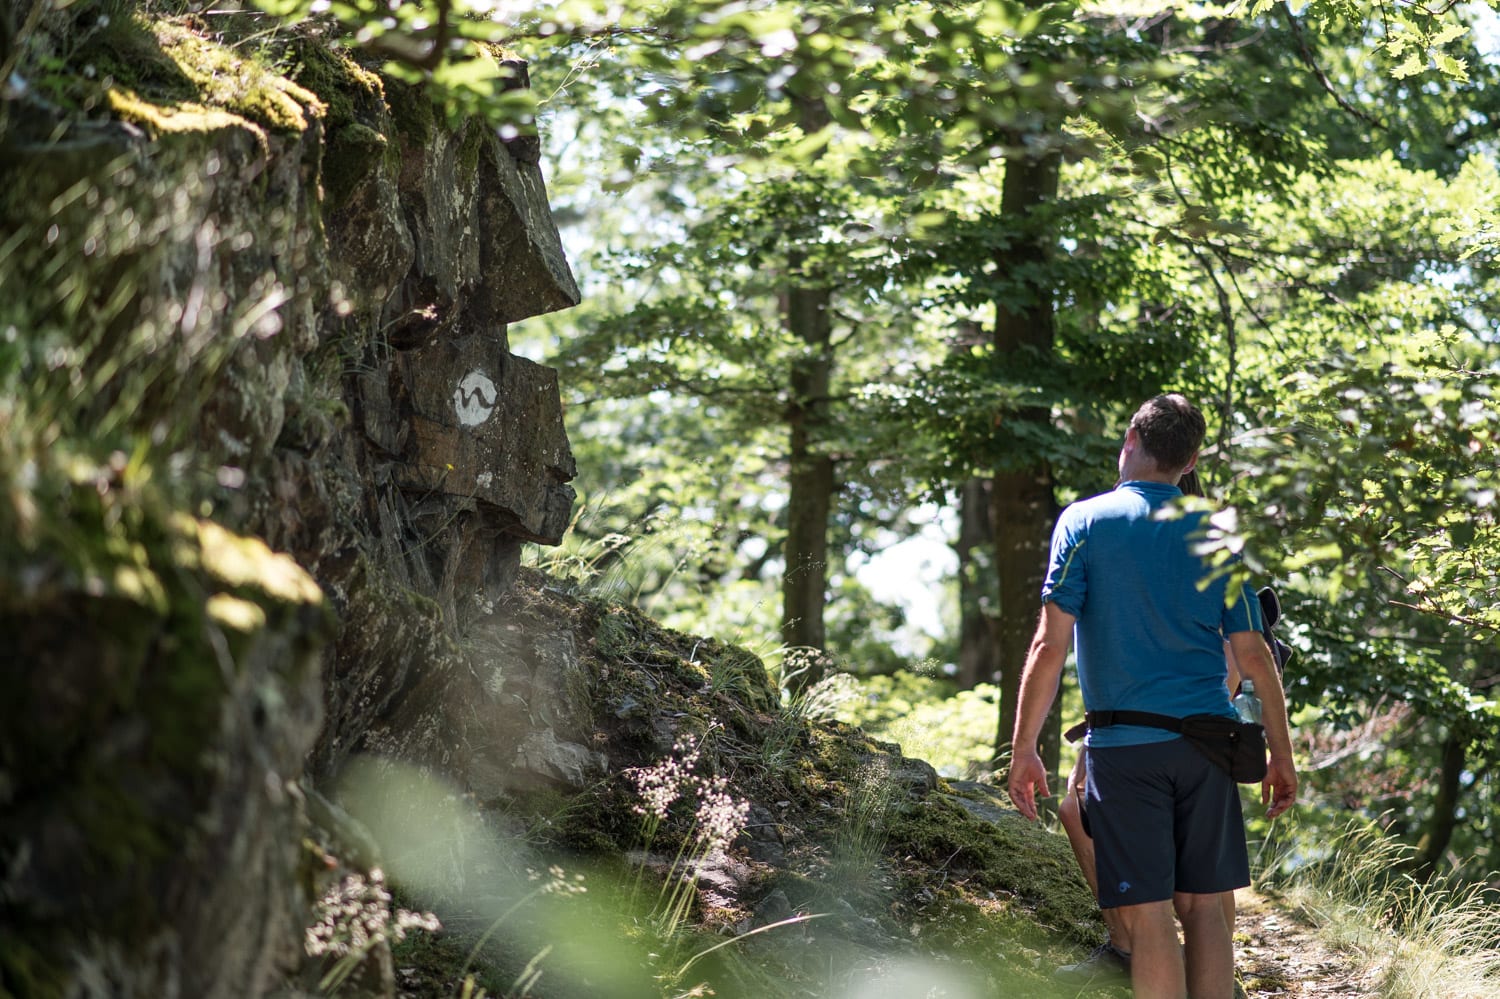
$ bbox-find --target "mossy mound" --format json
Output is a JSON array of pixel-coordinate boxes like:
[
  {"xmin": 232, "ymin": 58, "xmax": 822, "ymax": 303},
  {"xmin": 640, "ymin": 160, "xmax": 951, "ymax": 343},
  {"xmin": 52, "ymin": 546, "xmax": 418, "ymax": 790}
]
[{"xmin": 360, "ymin": 571, "xmax": 1105, "ymax": 998}]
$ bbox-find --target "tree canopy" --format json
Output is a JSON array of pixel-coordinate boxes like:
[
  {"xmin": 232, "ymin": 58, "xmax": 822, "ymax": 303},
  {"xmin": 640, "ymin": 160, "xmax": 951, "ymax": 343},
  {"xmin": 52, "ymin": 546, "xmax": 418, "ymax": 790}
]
[{"xmin": 8, "ymin": 0, "xmax": 1500, "ymax": 879}]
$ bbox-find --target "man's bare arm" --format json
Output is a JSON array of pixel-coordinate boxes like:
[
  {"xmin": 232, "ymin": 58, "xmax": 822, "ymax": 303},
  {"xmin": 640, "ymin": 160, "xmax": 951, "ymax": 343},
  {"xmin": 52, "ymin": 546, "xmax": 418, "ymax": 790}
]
[
  {"xmin": 1228, "ymin": 629, "xmax": 1298, "ymax": 818},
  {"xmin": 1222, "ymin": 639, "xmax": 1242, "ymax": 696},
  {"xmin": 1006, "ymin": 602, "xmax": 1076, "ymax": 821}
]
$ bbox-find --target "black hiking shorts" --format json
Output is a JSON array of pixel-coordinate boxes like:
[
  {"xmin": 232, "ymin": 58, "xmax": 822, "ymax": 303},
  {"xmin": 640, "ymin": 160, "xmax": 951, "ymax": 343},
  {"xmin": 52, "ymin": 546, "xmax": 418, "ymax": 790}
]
[{"xmin": 1086, "ymin": 737, "xmax": 1250, "ymax": 909}]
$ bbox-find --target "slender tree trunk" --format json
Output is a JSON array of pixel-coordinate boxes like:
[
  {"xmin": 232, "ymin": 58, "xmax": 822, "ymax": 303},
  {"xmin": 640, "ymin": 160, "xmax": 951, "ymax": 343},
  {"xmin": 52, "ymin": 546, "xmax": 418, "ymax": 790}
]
[
  {"xmin": 993, "ymin": 464, "xmax": 1059, "ymax": 767},
  {"xmin": 1413, "ymin": 731, "xmax": 1466, "ymax": 882},
  {"xmin": 780, "ymin": 96, "xmax": 834, "ymax": 694},
  {"xmin": 990, "ymin": 144, "xmax": 1062, "ymax": 775},
  {"xmin": 782, "ymin": 273, "xmax": 834, "ymax": 669},
  {"xmin": 955, "ymin": 477, "xmax": 998, "ymax": 690}
]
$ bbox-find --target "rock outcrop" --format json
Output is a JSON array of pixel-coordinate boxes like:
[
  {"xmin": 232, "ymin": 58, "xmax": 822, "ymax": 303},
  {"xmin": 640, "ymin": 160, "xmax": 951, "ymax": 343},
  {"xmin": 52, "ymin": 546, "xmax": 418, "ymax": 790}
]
[
  {"xmin": 1, "ymin": 9, "xmax": 1105, "ymax": 999},
  {"xmin": 0, "ymin": 8, "xmax": 583, "ymax": 996}
]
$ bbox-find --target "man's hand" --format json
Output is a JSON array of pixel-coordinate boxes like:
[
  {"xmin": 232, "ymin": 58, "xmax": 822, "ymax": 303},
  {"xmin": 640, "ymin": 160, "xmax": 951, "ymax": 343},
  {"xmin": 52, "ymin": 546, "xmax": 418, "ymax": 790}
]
[
  {"xmin": 1229, "ymin": 629, "xmax": 1298, "ymax": 820},
  {"xmin": 1007, "ymin": 747, "xmax": 1050, "ymax": 821},
  {"xmin": 1263, "ymin": 754, "xmax": 1297, "ymax": 819},
  {"xmin": 1008, "ymin": 603, "xmax": 1074, "ymax": 821}
]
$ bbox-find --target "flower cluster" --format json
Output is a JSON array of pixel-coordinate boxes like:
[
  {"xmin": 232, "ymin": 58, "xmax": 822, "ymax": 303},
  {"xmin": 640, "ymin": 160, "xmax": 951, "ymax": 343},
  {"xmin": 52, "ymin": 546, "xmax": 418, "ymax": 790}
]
[
  {"xmin": 625, "ymin": 734, "xmax": 703, "ymax": 822},
  {"xmin": 623, "ymin": 732, "xmax": 750, "ymax": 857},
  {"xmin": 693, "ymin": 775, "xmax": 751, "ymax": 857},
  {"xmin": 529, "ymin": 864, "xmax": 589, "ymax": 897},
  {"xmin": 304, "ymin": 867, "xmax": 441, "ymax": 960}
]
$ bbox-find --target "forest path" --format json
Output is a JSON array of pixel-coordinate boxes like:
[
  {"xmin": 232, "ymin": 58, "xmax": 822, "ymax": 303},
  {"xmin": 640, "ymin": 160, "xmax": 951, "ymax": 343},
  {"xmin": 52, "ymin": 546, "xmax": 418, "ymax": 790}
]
[{"xmin": 1236, "ymin": 889, "xmax": 1376, "ymax": 998}]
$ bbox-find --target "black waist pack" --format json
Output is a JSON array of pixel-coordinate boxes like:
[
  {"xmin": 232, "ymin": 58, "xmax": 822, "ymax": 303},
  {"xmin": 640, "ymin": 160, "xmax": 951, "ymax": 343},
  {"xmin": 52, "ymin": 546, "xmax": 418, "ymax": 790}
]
[{"xmin": 1064, "ymin": 710, "xmax": 1268, "ymax": 784}]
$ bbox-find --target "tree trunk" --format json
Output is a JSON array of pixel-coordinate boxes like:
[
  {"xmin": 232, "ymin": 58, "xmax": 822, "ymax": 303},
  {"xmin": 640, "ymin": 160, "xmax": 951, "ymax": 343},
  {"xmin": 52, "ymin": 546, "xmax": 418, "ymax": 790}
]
[
  {"xmin": 955, "ymin": 477, "xmax": 998, "ymax": 690},
  {"xmin": 993, "ymin": 464, "xmax": 1059, "ymax": 768},
  {"xmin": 780, "ymin": 96, "xmax": 835, "ymax": 694},
  {"xmin": 1412, "ymin": 731, "xmax": 1466, "ymax": 882},
  {"xmin": 781, "ymin": 272, "xmax": 834, "ymax": 674},
  {"xmin": 990, "ymin": 144, "xmax": 1062, "ymax": 775}
]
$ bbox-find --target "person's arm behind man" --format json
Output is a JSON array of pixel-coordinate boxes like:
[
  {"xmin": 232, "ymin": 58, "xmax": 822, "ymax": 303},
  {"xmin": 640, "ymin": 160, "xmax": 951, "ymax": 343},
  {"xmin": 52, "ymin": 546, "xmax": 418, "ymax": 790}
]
[
  {"xmin": 1228, "ymin": 629, "xmax": 1298, "ymax": 818},
  {"xmin": 1007, "ymin": 601, "xmax": 1076, "ymax": 821}
]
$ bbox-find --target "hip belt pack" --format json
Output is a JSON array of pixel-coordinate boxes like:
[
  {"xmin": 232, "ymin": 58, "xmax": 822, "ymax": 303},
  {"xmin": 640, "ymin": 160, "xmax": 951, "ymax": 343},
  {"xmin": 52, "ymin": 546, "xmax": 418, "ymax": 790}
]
[{"xmin": 1064, "ymin": 710, "xmax": 1268, "ymax": 784}]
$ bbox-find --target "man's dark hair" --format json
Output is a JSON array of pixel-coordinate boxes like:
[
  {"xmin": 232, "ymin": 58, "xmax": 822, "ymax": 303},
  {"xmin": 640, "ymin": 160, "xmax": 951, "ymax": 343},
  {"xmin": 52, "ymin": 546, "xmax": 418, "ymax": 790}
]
[{"xmin": 1129, "ymin": 394, "xmax": 1205, "ymax": 472}]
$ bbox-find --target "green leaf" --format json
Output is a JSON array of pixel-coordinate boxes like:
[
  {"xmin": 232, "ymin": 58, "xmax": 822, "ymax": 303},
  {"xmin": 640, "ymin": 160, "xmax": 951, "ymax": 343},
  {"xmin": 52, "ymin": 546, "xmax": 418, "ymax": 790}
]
[
  {"xmin": 1391, "ymin": 52, "xmax": 1426, "ymax": 79},
  {"xmin": 1434, "ymin": 53, "xmax": 1469, "ymax": 82},
  {"xmin": 1450, "ymin": 520, "xmax": 1477, "ymax": 549},
  {"xmin": 1431, "ymin": 22, "xmax": 1469, "ymax": 47}
]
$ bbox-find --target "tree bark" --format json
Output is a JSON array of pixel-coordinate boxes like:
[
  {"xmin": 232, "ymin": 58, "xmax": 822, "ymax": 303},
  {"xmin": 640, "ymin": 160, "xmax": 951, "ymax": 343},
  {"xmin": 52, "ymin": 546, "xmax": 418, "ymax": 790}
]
[
  {"xmin": 780, "ymin": 95, "xmax": 835, "ymax": 694},
  {"xmin": 781, "ymin": 272, "xmax": 835, "ymax": 675},
  {"xmin": 993, "ymin": 464, "xmax": 1059, "ymax": 769},
  {"xmin": 955, "ymin": 477, "xmax": 998, "ymax": 690},
  {"xmin": 1412, "ymin": 730, "xmax": 1466, "ymax": 882},
  {"xmin": 990, "ymin": 144, "xmax": 1062, "ymax": 775}
]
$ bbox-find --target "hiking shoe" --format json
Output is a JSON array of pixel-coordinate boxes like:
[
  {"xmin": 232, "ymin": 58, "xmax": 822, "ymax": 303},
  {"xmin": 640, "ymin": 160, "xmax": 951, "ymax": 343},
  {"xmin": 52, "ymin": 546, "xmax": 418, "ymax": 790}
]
[{"xmin": 1053, "ymin": 942, "xmax": 1131, "ymax": 985}]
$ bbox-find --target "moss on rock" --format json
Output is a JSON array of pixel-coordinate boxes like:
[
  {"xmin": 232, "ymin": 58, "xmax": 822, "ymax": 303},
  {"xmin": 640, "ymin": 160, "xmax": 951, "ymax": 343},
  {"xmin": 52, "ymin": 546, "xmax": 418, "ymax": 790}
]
[
  {"xmin": 76, "ymin": 13, "xmax": 324, "ymax": 145},
  {"xmin": 889, "ymin": 790, "xmax": 1103, "ymax": 944},
  {"xmin": 0, "ymin": 441, "xmax": 330, "ymax": 995},
  {"xmin": 321, "ymin": 120, "xmax": 388, "ymax": 211},
  {"xmin": 149, "ymin": 20, "xmax": 323, "ymax": 133},
  {"xmin": 284, "ymin": 38, "xmax": 385, "ymax": 133}
]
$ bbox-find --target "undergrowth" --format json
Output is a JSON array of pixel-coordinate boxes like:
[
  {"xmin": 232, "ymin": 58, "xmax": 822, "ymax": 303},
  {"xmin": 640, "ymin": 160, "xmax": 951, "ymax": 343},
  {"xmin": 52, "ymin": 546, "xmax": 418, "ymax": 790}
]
[{"xmin": 1255, "ymin": 818, "xmax": 1500, "ymax": 999}]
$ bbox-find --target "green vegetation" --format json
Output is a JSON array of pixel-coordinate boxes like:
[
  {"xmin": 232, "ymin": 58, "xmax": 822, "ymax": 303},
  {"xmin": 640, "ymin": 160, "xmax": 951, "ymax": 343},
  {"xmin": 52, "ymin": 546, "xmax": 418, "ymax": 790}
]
[
  {"xmin": 322, "ymin": 577, "xmax": 1105, "ymax": 999},
  {"xmin": 834, "ymin": 672, "xmax": 1005, "ymax": 777},
  {"xmin": 1256, "ymin": 820, "xmax": 1500, "ymax": 998},
  {"xmin": 501, "ymin": 0, "xmax": 1500, "ymax": 885},
  {"xmin": 8, "ymin": 0, "xmax": 1500, "ymax": 994}
]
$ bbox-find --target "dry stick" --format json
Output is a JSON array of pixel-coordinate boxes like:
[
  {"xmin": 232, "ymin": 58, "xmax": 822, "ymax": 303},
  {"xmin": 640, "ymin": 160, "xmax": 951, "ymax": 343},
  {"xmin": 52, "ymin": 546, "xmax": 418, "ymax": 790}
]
[
  {"xmin": 1283, "ymin": 4, "xmax": 1387, "ymax": 131},
  {"xmin": 1387, "ymin": 599, "xmax": 1500, "ymax": 635},
  {"xmin": 365, "ymin": 0, "xmax": 453, "ymax": 71},
  {"xmin": 0, "ymin": 0, "xmax": 48, "ymax": 89}
]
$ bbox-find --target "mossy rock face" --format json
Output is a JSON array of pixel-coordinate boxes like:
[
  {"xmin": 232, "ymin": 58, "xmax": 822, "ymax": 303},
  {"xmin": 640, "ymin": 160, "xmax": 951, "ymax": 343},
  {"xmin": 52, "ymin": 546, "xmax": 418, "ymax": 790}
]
[
  {"xmin": 3, "ymin": 3, "xmax": 586, "ymax": 995},
  {"xmin": 321, "ymin": 119, "xmax": 389, "ymax": 212},
  {"xmin": 285, "ymin": 39, "xmax": 391, "ymax": 214},
  {"xmin": 0, "ymin": 466, "xmax": 330, "ymax": 999},
  {"xmin": 62, "ymin": 13, "xmax": 326, "ymax": 145},
  {"xmin": 284, "ymin": 37, "xmax": 385, "ymax": 133}
]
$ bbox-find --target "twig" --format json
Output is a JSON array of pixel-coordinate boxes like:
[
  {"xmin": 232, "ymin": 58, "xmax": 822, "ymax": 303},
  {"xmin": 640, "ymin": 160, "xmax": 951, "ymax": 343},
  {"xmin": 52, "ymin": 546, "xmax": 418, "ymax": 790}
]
[
  {"xmin": 1283, "ymin": 3, "xmax": 1387, "ymax": 131},
  {"xmin": 365, "ymin": 0, "xmax": 453, "ymax": 71},
  {"xmin": 1387, "ymin": 599, "xmax": 1500, "ymax": 634}
]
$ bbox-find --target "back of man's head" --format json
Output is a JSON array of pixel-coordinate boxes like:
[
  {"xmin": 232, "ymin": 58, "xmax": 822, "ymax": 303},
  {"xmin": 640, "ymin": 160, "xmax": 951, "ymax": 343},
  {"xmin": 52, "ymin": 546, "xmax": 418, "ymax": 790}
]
[{"xmin": 1130, "ymin": 394, "xmax": 1205, "ymax": 472}]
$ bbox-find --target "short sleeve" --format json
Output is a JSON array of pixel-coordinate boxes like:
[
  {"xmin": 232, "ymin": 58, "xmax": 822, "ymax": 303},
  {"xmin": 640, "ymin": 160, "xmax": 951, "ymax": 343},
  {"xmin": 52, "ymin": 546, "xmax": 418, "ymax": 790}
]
[
  {"xmin": 1220, "ymin": 578, "xmax": 1264, "ymax": 636},
  {"xmin": 1041, "ymin": 507, "xmax": 1087, "ymax": 617}
]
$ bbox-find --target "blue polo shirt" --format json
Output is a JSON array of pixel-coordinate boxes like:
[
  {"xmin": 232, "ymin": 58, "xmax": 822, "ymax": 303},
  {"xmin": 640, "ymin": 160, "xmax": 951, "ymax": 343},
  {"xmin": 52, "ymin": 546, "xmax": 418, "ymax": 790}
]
[{"xmin": 1041, "ymin": 480, "xmax": 1262, "ymax": 748}]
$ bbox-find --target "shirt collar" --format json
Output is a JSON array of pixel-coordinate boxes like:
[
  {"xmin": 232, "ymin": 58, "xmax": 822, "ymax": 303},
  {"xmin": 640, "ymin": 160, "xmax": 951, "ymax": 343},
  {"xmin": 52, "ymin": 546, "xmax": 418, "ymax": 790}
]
[{"xmin": 1117, "ymin": 479, "xmax": 1183, "ymax": 496}]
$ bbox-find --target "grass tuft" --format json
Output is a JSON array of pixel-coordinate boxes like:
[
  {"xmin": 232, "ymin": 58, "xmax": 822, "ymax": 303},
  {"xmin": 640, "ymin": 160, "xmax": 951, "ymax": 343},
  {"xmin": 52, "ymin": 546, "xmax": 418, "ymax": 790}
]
[{"xmin": 1256, "ymin": 818, "xmax": 1500, "ymax": 999}]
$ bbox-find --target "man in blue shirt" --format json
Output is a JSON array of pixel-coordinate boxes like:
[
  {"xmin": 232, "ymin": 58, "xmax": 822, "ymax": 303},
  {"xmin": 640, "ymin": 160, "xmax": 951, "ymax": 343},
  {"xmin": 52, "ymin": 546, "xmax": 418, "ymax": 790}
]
[{"xmin": 1007, "ymin": 394, "xmax": 1297, "ymax": 999}]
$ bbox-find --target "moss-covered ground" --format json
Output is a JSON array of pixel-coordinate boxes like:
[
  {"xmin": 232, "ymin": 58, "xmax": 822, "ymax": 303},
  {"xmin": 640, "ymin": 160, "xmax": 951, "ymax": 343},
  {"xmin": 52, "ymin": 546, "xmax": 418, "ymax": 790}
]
[{"xmin": 361, "ymin": 571, "xmax": 1108, "ymax": 998}]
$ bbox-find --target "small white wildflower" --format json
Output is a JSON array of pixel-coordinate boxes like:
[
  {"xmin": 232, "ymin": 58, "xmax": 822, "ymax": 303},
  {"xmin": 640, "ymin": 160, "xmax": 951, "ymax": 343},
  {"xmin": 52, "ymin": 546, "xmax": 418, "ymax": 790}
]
[
  {"xmin": 694, "ymin": 778, "xmax": 750, "ymax": 857},
  {"xmin": 303, "ymin": 867, "xmax": 439, "ymax": 960},
  {"xmin": 625, "ymin": 734, "xmax": 703, "ymax": 821}
]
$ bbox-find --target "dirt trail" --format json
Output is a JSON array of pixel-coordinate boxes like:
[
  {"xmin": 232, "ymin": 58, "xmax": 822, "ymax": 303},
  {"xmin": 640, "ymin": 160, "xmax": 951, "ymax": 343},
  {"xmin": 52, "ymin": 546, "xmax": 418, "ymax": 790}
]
[{"xmin": 1236, "ymin": 890, "xmax": 1377, "ymax": 998}]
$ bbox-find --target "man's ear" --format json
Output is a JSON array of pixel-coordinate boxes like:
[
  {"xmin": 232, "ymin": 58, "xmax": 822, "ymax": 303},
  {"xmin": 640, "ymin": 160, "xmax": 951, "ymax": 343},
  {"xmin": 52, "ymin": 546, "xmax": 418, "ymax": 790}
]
[{"xmin": 1181, "ymin": 450, "xmax": 1198, "ymax": 474}]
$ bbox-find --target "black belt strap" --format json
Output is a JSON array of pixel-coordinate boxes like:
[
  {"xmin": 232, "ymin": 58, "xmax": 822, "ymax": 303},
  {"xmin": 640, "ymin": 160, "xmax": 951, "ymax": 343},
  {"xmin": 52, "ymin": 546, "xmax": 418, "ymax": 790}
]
[{"xmin": 1064, "ymin": 710, "xmax": 1188, "ymax": 744}]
